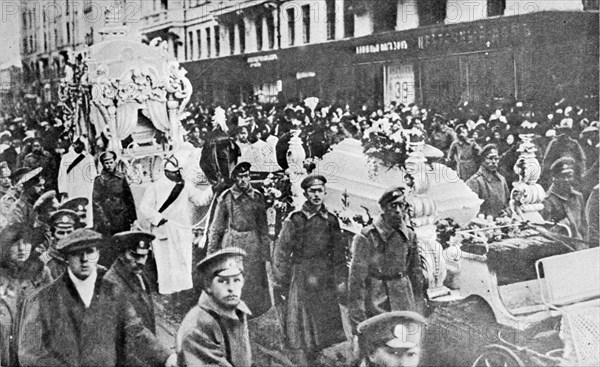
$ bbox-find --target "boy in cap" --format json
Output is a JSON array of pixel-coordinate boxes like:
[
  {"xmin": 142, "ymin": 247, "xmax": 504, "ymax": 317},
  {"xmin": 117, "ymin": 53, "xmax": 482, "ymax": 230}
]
[
  {"xmin": 348, "ymin": 187, "xmax": 426, "ymax": 334},
  {"xmin": 466, "ymin": 144, "xmax": 509, "ymax": 218},
  {"xmin": 93, "ymin": 150, "xmax": 137, "ymax": 235},
  {"xmin": 6, "ymin": 167, "xmax": 45, "ymax": 226},
  {"xmin": 60, "ymin": 197, "xmax": 90, "ymax": 228},
  {"xmin": 177, "ymin": 248, "xmax": 252, "ymax": 367},
  {"xmin": 541, "ymin": 157, "xmax": 586, "ymax": 239},
  {"xmin": 273, "ymin": 174, "xmax": 347, "ymax": 365},
  {"xmin": 207, "ymin": 161, "xmax": 271, "ymax": 317},
  {"xmin": 19, "ymin": 229, "xmax": 176, "ymax": 367},
  {"xmin": 356, "ymin": 311, "xmax": 426, "ymax": 367},
  {"xmin": 140, "ymin": 155, "xmax": 213, "ymax": 294},
  {"xmin": 104, "ymin": 231, "xmax": 170, "ymax": 365}
]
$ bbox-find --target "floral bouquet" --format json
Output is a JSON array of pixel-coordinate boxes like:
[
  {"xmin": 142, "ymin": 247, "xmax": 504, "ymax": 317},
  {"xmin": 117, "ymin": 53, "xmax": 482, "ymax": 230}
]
[
  {"xmin": 362, "ymin": 119, "xmax": 425, "ymax": 169},
  {"xmin": 262, "ymin": 172, "xmax": 295, "ymax": 237}
]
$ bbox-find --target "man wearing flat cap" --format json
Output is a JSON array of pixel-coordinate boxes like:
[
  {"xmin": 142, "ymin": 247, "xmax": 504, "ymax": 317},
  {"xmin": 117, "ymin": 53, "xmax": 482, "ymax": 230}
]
[
  {"xmin": 140, "ymin": 154, "xmax": 213, "ymax": 294},
  {"xmin": 206, "ymin": 161, "xmax": 271, "ymax": 318},
  {"xmin": 6, "ymin": 167, "xmax": 45, "ymax": 227},
  {"xmin": 38, "ymin": 209, "xmax": 81, "ymax": 278},
  {"xmin": 177, "ymin": 248, "xmax": 252, "ymax": 367},
  {"xmin": 541, "ymin": 157, "xmax": 586, "ymax": 239},
  {"xmin": 19, "ymin": 229, "xmax": 176, "ymax": 367},
  {"xmin": 466, "ymin": 144, "xmax": 509, "ymax": 218},
  {"xmin": 104, "ymin": 231, "xmax": 175, "ymax": 366},
  {"xmin": 273, "ymin": 174, "xmax": 347, "ymax": 365},
  {"xmin": 356, "ymin": 311, "xmax": 426, "ymax": 367},
  {"xmin": 348, "ymin": 187, "xmax": 426, "ymax": 336},
  {"xmin": 93, "ymin": 150, "xmax": 137, "ymax": 235}
]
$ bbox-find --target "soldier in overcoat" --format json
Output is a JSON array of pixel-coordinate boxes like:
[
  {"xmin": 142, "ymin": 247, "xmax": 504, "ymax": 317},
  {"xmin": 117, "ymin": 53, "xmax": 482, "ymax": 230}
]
[
  {"xmin": 104, "ymin": 231, "xmax": 167, "ymax": 366},
  {"xmin": 272, "ymin": 174, "xmax": 347, "ymax": 364},
  {"xmin": 177, "ymin": 248, "xmax": 252, "ymax": 367},
  {"xmin": 206, "ymin": 162, "xmax": 271, "ymax": 318},
  {"xmin": 93, "ymin": 151, "xmax": 137, "ymax": 235},
  {"xmin": 348, "ymin": 187, "xmax": 427, "ymax": 334}
]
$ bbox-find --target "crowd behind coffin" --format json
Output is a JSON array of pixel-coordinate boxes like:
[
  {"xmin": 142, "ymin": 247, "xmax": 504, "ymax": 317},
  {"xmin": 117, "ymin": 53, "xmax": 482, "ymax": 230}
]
[{"xmin": 0, "ymin": 93, "xmax": 597, "ymax": 366}]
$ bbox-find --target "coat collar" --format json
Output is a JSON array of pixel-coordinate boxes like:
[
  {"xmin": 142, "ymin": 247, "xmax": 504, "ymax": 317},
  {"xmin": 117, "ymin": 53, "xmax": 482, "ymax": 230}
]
[
  {"xmin": 373, "ymin": 214, "xmax": 410, "ymax": 241},
  {"xmin": 231, "ymin": 184, "xmax": 255, "ymax": 200},
  {"xmin": 547, "ymin": 184, "xmax": 581, "ymax": 201},
  {"xmin": 301, "ymin": 202, "xmax": 329, "ymax": 220},
  {"xmin": 198, "ymin": 291, "xmax": 251, "ymax": 321},
  {"xmin": 112, "ymin": 257, "xmax": 151, "ymax": 294},
  {"xmin": 477, "ymin": 166, "xmax": 503, "ymax": 182}
]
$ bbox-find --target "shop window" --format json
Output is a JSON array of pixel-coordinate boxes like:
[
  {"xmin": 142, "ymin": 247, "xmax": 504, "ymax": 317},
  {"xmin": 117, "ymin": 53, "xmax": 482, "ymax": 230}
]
[
  {"xmin": 206, "ymin": 27, "xmax": 211, "ymax": 57},
  {"xmin": 188, "ymin": 31, "xmax": 194, "ymax": 60},
  {"xmin": 256, "ymin": 15, "xmax": 263, "ymax": 51},
  {"xmin": 287, "ymin": 8, "xmax": 295, "ymax": 46},
  {"xmin": 487, "ymin": 0, "xmax": 506, "ymax": 16},
  {"xmin": 197, "ymin": 29, "xmax": 201, "ymax": 58},
  {"xmin": 344, "ymin": 1, "xmax": 354, "ymax": 37},
  {"xmin": 214, "ymin": 26, "xmax": 220, "ymax": 56},
  {"xmin": 374, "ymin": 0, "xmax": 398, "ymax": 33},
  {"xmin": 229, "ymin": 24, "xmax": 235, "ymax": 54},
  {"xmin": 302, "ymin": 5, "xmax": 310, "ymax": 44},
  {"xmin": 239, "ymin": 20, "xmax": 246, "ymax": 54},
  {"xmin": 326, "ymin": 0, "xmax": 336, "ymax": 40},
  {"xmin": 266, "ymin": 12, "xmax": 275, "ymax": 49},
  {"xmin": 418, "ymin": 0, "xmax": 447, "ymax": 26},
  {"xmin": 583, "ymin": 0, "xmax": 599, "ymax": 10}
]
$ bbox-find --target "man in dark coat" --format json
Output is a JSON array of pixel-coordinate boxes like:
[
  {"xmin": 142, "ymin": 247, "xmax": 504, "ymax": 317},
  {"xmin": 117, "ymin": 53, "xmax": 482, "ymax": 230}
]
[
  {"xmin": 207, "ymin": 162, "xmax": 271, "ymax": 318},
  {"xmin": 104, "ymin": 231, "xmax": 169, "ymax": 366},
  {"xmin": 541, "ymin": 157, "xmax": 586, "ymax": 239},
  {"xmin": 18, "ymin": 228, "xmax": 176, "ymax": 367},
  {"xmin": 273, "ymin": 175, "xmax": 347, "ymax": 365},
  {"xmin": 177, "ymin": 248, "xmax": 252, "ymax": 367},
  {"xmin": 348, "ymin": 187, "xmax": 427, "ymax": 334},
  {"xmin": 93, "ymin": 151, "xmax": 137, "ymax": 235},
  {"xmin": 22, "ymin": 137, "xmax": 58, "ymax": 192},
  {"xmin": 541, "ymin": 122, "xmax": 587, "ymax": 188},
  {"xmin": 466, "ymin": 144, "xmax": 510, "ymax": 218}
]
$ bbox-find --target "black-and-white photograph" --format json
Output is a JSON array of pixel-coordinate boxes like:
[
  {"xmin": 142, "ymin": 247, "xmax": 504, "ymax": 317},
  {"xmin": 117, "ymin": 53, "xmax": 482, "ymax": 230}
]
[{"xmin": 0, "ymin": 0, "xmax": 598, "ymax": 366}]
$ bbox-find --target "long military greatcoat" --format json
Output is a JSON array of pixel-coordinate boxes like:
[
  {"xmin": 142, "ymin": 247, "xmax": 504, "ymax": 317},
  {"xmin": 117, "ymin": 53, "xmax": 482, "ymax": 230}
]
[
  {"xmin": 18, "ymin": 269, "xmax": 170, "ymax": 367},
  {"xmin": 177, "ymin": 292, "xmax": 252, "ymax": 367},
  {"xmin": 93, "ymin": 170, "xmax": 137, "ymax": 235},
  {"xmin": 272, "ymin": 203, "xmax": 347, "ymax": 352},
  {"xmin": 206, "ymin": 184, "xmax": 271, "ymax": 318},
  {"xmin": 348, "ymin": 215, "xmax": 426, "ymax": 333},
  {"xmin": 104, "ymin": 257, "xmax": 165, "ymax": 366}
]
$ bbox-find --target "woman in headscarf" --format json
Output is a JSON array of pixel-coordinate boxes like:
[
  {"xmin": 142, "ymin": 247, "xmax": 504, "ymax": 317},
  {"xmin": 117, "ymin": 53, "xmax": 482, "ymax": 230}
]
[{"xmin": 0, "ymin": 223, "xmax": 52, "ymax": 366}]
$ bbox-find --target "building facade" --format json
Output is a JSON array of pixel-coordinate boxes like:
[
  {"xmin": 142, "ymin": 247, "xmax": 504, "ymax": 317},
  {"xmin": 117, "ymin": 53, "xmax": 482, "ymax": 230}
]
[{"xmin": 20, "ymin": 0, "xmax": 600, "ymax": 107}]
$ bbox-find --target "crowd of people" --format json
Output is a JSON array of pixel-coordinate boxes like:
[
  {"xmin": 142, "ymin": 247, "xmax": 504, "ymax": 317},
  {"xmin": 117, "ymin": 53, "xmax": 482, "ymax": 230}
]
[{"xmin": 0, "ymin": 92, "xmax": 597, "ymax": 366}]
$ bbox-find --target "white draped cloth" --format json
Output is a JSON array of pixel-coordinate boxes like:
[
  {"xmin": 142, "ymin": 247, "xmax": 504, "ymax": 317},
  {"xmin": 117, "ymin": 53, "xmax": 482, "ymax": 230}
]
[
  {"xmin": 57, "ymin": 148, "xmax": 97, "ymax": 227},
  {"xmin": 140, "ymin": 176, "xmax": 213, "ymax": 294}
]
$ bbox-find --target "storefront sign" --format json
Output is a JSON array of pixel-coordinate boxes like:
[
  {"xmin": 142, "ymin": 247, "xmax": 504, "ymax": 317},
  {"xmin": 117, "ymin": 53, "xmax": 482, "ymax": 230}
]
[
  {"xmin": 247, "ymin": 54, "xmax": 278, "ymax": 68},
  {"xmin": 355, "ymin": 40, "xmax": 409, "ymax": 55},
  {"xmin": 385, "ymin": 63, "xmax": 415, "ymax": 106},
  {"xmin": 418, "ymin": 22, "xmax": 532, "ymax": 50},
  {"xmin": 296, "ymin": 71, "xmax": 316, "ymax": 79}
]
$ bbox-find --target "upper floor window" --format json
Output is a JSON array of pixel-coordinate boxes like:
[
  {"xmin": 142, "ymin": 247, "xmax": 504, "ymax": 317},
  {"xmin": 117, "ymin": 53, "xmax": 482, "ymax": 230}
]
[
  {"xmin": 229, "ymin": 24, "xmax": 235, "ymax": 54},
  {"xmin": 214, "ymin": 26, "xmax": 220, "ymax": 56},
  {"xmin": 583, "ymin": 0, "xmax": 599, "ymax": 10},
  {"xmin": 161, "ymin": 0, "xmax": 168, "ymax": 10},
  {"xmin": 239, "ymin": 20, "xmax": 246, "ymax": 54},
  {"xmin": 374, "ymin": 0, "xmax": 397, "ymax": 33},
  {"xmin": 344, "ymin": 1, "xmax": 354, "ymax": 38},
  {"xmin": 487, "ymin": 0, "xmax": 506, "ymax": 16},
  {"xmin": 206, "ymin": 27, "xmax": 212, "ymax": 57},
  {"xmin": 188, "ymin": 31, "xmax": 194, "ymax": 60},
  {"xmin": 418, "ymin": 0, "xmax": 447, "ymax": 26},
  {"xmin": 196, "ymin": 29, "xmax": 202, "ymax": 59},
  {"xmin": 302, "ymin": 5, "xmax": 310, "ymax": 44},
  {"xmin": 266, "ymin": 12, "xmax": 275, "ymax": 49},
  {"xmin": 326, "ymin": 0, "xmax": 336, "ymax": 40},
  {"xmin": 256, "ymin": 15, "xmax": 263, "ymax": 51},
  {"xmin": 287, "ymin": 8, "xmax": 295, "ymax": 46}
]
